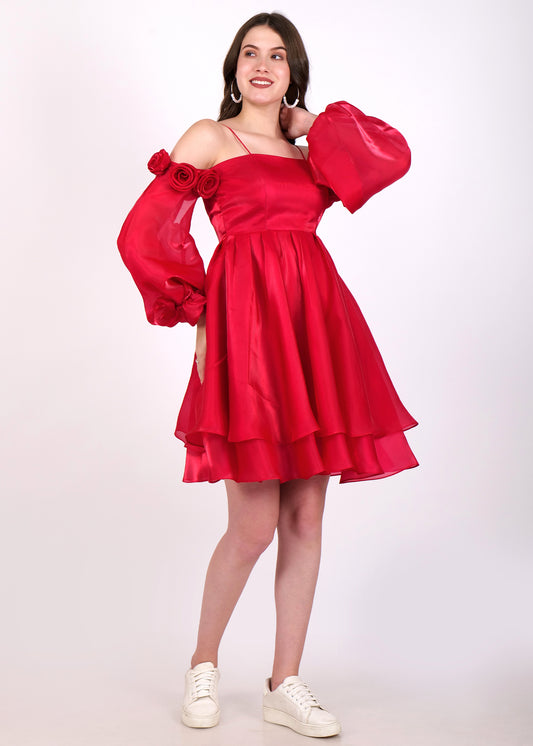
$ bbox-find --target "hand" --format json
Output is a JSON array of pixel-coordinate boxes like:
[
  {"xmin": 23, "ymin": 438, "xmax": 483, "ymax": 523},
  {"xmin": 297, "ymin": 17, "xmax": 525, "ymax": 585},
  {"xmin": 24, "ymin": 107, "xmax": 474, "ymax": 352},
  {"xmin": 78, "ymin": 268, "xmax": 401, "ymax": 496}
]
[
  {"xmin": 280, "ymin": 104, "xmax": 317, "ymax": 141},
  {"xmin": 195, "ymin": 311, "xmax": 206, "ymax": 384}
]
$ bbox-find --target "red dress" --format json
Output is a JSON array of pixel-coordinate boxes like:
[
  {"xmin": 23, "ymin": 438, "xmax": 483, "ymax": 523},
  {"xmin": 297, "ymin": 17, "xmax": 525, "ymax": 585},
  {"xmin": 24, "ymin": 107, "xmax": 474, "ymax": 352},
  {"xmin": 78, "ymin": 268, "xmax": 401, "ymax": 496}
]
[{"xmin": 118, "ymin": 101, "xmax": 419, "ymax": 484}]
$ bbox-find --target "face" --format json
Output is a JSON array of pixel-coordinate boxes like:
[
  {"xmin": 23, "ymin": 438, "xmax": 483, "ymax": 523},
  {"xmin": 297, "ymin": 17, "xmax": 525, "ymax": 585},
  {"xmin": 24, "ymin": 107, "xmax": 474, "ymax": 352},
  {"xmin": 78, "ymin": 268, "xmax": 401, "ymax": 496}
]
[{"xmin": 235, "ymin": 25, "xmax": 291, "ymax": 106}]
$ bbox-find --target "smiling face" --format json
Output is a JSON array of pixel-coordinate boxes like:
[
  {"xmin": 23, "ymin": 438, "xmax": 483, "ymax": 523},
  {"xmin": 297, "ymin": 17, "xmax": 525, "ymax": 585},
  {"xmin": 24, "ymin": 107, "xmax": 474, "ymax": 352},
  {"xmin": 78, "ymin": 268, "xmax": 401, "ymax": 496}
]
[{"xmin": 235, "ymin": 25, "xmax": 291, "ymax": 106}]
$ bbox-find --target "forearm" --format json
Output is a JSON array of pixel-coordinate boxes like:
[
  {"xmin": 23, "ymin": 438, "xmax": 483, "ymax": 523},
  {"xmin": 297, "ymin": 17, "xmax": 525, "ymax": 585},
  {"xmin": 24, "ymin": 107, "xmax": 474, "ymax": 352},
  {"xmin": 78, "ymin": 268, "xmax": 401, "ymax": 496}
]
[
  {"xmin": 300, "ymin": 111, "xmax": 317, "ymax": 136},
  {"xmin": 196, "ymin": 307, "xmax": 206, "ymax": 327},
  {"xmin": 195, "ymin": 308, "xmax": 207, "ymax": 382}
]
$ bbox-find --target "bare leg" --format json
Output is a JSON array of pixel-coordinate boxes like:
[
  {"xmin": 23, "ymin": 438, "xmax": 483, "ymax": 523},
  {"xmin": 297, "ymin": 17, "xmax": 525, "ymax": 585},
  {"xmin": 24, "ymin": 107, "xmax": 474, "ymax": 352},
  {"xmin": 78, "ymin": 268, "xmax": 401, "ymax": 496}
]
[
  {"xmin": 191, "ymin": 479, "xmax": 280, "ymax": 668},
  {"xmin": 270, "ymin": 475, "xmax": 329, "ymax": 690}
]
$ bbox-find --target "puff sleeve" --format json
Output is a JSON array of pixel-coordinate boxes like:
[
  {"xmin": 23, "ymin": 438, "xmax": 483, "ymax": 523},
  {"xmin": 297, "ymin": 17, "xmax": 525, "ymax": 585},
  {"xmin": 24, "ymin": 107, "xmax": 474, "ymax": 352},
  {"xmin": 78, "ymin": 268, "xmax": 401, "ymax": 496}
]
[
  {"xmin": 117, "ymin": 150, "xmax": 219, "ymax": 327},
  {"xmin": 307, "ymin": 101, "xmax": 411, "ymax": 214}
]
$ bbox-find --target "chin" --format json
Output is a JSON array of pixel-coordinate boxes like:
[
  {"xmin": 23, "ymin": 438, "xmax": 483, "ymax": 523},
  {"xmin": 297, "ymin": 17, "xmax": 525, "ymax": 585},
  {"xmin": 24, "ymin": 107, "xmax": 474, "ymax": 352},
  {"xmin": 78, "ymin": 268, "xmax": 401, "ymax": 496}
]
[{"xmin": 246, "ymin": 92, "xmax": 282, "ymax": 105}]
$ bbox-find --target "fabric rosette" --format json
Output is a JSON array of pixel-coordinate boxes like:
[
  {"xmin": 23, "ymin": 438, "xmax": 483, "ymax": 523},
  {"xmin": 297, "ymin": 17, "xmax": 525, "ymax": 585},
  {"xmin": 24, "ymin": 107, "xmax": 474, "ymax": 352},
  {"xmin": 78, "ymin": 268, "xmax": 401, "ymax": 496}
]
[
  {"xmin": 167, "ymin": 162, "xmax": 219, "ymax": 198},
  {"xmin": 196, "ymin": 169, "xmax": 219, "ymax": 198},
  {"xmin": 152, "ymin": 278, "xmax": 206, "ymax": 326},
  {"xmin": 148, "ymin": 152, "xmax": 220, "ymax": 198},
  {"xmin": 147, "ymin": 149, "xmax": 171, "ymax": 175},
  {"xmin": 169, "ymin": 162, "xmax": 199, "ymax": 191},
  {"xmin": 178, "ymin": 286, "xmax": 207, "ymax": 325},
  {"xmin": 152, "ymin": 297, "xmax": 181, "ymax": 326}
]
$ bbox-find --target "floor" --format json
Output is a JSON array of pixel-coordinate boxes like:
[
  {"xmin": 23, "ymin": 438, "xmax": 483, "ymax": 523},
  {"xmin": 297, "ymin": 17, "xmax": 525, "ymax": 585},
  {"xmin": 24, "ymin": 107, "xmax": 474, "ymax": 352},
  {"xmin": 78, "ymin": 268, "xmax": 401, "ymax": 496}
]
[{"xmin": 2, "ymin": 662, "xmax": 531, "ymax": 746}]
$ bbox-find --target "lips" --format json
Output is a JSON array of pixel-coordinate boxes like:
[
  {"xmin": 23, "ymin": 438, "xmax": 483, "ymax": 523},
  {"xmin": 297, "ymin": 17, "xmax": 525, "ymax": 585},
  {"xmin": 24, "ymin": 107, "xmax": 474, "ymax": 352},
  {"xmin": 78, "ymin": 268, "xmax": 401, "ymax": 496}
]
[{"xmin": 250, "ymin": 78, "xmax": 273, "ymax": 87}]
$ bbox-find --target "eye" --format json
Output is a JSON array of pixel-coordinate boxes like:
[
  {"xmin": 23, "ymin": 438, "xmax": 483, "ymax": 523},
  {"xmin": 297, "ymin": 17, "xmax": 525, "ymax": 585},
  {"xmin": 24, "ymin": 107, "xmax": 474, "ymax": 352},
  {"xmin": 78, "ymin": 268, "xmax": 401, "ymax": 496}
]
[
  {"xmin": 244, "ymin": 50, "xmax": 255, "ymax": 57},
  {"xmin": 272, "ymin": 53, "xmax": 284, "ymax": 60}
]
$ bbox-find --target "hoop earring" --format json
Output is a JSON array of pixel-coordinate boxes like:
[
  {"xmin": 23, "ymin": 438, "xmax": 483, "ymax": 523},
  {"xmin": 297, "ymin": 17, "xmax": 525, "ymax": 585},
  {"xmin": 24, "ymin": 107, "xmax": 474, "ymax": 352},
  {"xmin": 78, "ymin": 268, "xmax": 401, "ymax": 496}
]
[
  {"xmin": 283, "ymin": 86, "xmax": 300, "ymax": 109},
  {"xmin": 230, "ymin": 80, "xmax": 242, "ymax": 104}
]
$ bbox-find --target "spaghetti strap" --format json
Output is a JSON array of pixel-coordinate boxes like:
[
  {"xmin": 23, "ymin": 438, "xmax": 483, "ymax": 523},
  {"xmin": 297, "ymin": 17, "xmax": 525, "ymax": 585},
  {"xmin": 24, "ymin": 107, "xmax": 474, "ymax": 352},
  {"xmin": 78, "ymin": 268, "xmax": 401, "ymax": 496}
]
[
  {"xmin": 221, "ymin": 124, "xmax": 306, "ymax": 161},
  {"xmin": 220, "ymin": 124, "xmax": 252, "ymax": 155}
]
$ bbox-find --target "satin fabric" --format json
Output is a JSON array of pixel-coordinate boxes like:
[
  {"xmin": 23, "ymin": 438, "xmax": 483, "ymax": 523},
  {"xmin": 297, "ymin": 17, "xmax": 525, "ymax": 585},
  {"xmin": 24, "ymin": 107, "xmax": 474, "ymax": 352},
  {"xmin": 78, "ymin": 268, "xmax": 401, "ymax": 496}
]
[
  {"xmin": 117, "ymin": 165, "xmax": 207, "ymax": 326},
  {"xmin": 118, "ymin": 101, "xmax": 419, "ymax": 484},
  {"xmin": 307, "ymin": 101, "xmax": 412, "ymax": 213}
]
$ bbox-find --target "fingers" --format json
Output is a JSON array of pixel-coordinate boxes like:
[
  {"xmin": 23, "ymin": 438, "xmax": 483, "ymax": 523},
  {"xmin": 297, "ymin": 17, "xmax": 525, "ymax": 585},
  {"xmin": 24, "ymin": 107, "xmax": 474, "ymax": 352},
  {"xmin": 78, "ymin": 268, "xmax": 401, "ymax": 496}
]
[{"xmin": 279, "ymin": 105, "xmax": 293, "ymax": 138}]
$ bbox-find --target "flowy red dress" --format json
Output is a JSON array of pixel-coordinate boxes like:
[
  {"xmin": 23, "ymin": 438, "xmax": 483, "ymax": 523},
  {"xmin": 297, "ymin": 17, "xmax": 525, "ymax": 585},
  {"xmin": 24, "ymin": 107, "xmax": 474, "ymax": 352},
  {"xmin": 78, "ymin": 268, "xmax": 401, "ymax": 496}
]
[{"xmin": 117, "ymin": 101, "xmax": 419, "ymax": 484}]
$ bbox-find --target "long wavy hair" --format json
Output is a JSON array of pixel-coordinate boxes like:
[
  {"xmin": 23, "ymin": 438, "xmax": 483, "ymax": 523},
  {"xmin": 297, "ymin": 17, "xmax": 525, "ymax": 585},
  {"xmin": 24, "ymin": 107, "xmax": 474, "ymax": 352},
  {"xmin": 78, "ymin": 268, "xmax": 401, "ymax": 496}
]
[{"xmin": 218, "ymin": 12, "xmax": 310, "ymax": 128}]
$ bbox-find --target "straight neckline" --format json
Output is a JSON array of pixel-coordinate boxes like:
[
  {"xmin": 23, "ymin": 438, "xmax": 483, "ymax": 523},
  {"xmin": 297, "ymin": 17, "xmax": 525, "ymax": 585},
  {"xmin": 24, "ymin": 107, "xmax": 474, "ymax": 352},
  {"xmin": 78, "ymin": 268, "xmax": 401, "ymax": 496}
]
[
  {"xmin": 210, "ymin": 152, "xmax": 308, "ymax": 169},
  {"xmin": 219, "ymin": 122, "xmax": 306, "ymax": 165}
]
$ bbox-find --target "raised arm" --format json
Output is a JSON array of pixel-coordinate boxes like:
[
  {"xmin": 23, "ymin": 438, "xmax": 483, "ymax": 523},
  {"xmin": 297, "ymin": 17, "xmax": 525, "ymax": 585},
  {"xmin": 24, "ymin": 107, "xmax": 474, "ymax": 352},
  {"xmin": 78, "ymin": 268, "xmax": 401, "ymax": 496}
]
[{"xmin": 281, "ymin": 100, "xmax": 411, "ymax": 213}]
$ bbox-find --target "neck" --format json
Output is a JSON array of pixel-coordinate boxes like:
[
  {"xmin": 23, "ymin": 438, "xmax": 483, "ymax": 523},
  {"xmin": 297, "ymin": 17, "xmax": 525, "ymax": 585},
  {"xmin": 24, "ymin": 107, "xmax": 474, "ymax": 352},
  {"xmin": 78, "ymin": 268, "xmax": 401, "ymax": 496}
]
[{"xmin": 232, "ymin": 100, "xmax": 284, "ymax": 138}]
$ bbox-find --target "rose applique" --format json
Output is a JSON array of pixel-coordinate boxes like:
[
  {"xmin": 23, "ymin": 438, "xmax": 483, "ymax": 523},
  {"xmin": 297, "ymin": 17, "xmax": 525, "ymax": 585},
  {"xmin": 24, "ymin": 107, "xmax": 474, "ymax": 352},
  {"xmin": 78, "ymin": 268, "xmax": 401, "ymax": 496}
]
[
  {"xmin": 147, "ymin": 149, "xmax": 171, "ymax": 175},
  {"xmin": 147, "ymin": 150, "xmax": 219, "ymax": 198},
  {"xmin": 196, "ymin": 170, "xmax": 219, "ymax": 198},
  {"xmin": 169, "ymin": 162, "xmax": 199, "ymax": 191}
]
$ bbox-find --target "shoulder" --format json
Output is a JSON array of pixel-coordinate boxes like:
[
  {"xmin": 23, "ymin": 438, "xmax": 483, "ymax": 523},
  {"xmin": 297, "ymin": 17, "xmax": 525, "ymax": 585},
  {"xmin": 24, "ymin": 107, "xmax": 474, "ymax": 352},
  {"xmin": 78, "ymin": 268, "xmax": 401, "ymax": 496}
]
[
  {"xmin": 170, "ymin": 119, "xmax": 226, "ymax": 169},
  {"xmin": 182, "ymin": 118, "xmax": 224, "ymax": 141}
]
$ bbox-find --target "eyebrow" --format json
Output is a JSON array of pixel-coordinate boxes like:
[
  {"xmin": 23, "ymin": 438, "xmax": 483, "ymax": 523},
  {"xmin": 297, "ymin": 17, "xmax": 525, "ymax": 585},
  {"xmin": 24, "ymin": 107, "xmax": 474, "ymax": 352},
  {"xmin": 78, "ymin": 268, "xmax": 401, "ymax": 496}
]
[{"xmin": 241, "ymin": 43, "xmax": 287, "ymax": 51}]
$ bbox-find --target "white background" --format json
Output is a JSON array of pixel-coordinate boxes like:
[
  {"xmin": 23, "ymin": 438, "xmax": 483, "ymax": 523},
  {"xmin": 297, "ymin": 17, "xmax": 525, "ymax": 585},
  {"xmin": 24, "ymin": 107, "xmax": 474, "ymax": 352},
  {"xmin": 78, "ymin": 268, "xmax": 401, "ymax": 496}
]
[{"xmin": 2, "ymin": 0, "xmax": 532, "ymax": 743}]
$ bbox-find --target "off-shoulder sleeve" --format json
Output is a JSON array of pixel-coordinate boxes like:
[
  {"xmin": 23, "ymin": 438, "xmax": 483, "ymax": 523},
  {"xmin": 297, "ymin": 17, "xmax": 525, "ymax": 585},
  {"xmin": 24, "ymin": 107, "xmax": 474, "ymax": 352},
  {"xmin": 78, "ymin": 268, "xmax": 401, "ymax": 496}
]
[
  {"xmin": 117, "ymin": 150, "xmax": 219, "ymax": 327},
  {"xmin": 306, "ymin": 101, "xmax": 411, "ymax": 214}
]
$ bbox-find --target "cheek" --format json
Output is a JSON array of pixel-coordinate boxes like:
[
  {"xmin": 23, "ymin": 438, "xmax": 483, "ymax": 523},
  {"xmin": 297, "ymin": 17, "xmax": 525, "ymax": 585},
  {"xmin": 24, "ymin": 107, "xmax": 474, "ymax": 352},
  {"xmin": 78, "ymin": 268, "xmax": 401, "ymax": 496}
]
[
  {"xmin": 236, "ymin": 57, "xmax": 253, "ymax": 82},
  {"xmin": 281, "ymin": 63, "xmax": 291, "ymax": 84},
  {"xmin": 235, "ymin": 56, "xmax": 245, "ymax": 73}
]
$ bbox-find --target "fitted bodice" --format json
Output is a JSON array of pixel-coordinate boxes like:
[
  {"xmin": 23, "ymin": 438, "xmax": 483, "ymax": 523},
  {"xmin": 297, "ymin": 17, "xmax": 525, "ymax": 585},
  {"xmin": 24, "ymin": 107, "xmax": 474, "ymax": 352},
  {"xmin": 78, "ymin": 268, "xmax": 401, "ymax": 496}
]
[
  {"xmin": 203, "ymin": 154, "xmax": 335, "ymax": 240},
  {"xmin": 118, "ymin": 100, "xmax": 412, "ymax": 328}
]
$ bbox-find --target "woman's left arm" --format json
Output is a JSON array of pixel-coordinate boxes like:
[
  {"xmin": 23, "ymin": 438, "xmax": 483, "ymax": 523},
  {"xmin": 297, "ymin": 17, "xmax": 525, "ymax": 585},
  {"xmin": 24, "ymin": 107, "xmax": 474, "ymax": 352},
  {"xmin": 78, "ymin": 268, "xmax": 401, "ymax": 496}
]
[
  {"xmin": 282, "ymin": 101, "xmax": 411, "ymax": 213},
  {"xmin": 280, "ymin": 104, "xmax": 317, "ymax": 141}
]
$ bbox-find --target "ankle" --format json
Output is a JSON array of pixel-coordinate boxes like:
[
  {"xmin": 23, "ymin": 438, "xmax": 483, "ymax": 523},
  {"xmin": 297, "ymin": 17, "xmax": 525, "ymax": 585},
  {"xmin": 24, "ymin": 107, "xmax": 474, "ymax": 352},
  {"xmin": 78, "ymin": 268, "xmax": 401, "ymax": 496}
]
[
  {"xmin": 191, "ymin": 653, "xmax": 218, "ymax": 669},
  {"xmin": 270, "ymin": 671, "xmax": 297, "ymax": 691}
]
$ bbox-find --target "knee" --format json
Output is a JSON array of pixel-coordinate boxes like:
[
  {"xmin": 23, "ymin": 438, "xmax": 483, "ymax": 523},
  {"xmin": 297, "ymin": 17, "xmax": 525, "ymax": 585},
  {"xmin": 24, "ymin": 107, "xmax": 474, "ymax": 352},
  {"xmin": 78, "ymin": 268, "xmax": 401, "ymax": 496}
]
[
  {"xmin": 227, "ymin": 524, "xmax": 276, "ymax": 562},
  {"xmin": 279, "ymin": 504, "xmax": 324, "ymax": 542}
]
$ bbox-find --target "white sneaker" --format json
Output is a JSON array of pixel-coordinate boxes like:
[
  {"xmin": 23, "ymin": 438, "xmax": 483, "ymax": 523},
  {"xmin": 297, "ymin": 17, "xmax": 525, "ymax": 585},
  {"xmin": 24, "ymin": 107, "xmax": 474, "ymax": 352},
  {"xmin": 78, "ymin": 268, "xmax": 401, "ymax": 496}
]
[
  {"xmin": 181, "ymin": 661, "xmax": 220, "ymax": 728},
  {"xmin": 263, "ymin": 675, "xmax": 341, "ymax": 737}
]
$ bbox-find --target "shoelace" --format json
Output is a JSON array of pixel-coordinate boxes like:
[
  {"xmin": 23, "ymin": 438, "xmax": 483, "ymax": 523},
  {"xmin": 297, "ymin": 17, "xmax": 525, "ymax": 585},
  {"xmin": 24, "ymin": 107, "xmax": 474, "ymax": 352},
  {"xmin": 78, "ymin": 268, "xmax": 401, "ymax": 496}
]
[
  {"xmin": 282, "ymin": 679, "xmax": 321, "ymax": 711},
  {"xmin": 191, "ymin": 668, "xmax": 217, "ymax": 699}
]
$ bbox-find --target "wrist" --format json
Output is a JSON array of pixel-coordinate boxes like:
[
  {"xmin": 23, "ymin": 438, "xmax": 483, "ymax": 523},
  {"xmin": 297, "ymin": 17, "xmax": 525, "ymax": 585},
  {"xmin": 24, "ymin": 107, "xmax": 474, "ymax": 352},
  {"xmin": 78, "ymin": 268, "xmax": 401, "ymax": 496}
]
[
  {"xmin": 303, "ymin": 111, "xmax": 317, "ymax": 133},
  {"xmin": 304, "ymin": 111, "xmax": 318, "ymax": 135}
]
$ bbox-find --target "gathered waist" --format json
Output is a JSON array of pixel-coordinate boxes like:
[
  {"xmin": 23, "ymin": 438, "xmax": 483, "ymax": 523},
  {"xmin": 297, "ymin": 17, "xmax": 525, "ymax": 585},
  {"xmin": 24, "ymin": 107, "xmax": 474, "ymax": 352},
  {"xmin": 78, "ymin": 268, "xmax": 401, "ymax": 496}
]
[
  {"xmin": 205, "ymin": 229, "xmax": 331, "ymax": 289},
  {"xmin": 216, "ymin": 227, "xmax": 318, "ymax": 241}
]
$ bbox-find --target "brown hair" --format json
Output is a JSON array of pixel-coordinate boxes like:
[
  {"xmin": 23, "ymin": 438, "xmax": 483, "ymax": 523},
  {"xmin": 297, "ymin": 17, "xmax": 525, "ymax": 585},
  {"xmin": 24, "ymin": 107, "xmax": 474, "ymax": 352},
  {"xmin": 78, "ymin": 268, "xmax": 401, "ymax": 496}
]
[{"xmin": 218, "ymin": 12, "xmax": 310, "ymax": 125}]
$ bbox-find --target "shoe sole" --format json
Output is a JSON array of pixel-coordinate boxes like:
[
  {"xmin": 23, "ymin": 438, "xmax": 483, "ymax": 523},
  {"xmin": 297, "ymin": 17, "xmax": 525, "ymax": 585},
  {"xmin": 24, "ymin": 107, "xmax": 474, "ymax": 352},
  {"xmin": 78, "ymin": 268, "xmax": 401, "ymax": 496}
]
[
  {"xmin": 181, "ymin": 709, "xmax": 220, "ymax": 728},
  {"xmin": 263, "ymin": 706, "xmax": 341, "ymax": 737}
]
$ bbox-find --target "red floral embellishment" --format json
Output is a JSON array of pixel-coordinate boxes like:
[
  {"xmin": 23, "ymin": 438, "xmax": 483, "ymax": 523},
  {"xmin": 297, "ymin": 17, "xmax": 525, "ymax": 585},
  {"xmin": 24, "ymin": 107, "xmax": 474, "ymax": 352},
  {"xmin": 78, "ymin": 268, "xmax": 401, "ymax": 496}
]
[
  {"xmin": 153, "ymin": 297, "xmax": 180, "ymax": 326},
  {"xmin": 147, "ymin": 154, "xmax": 220, "ymax": 197},
  {"xmin": 180, "ymin": 287, "xmax": 207, "ymax": 325},
  {"xmin": 167, "ymin": 162, "xmax": 220, "ymax": 198},
  {"xmin": 169, "ymin": 163, "xmax": 199, "ymax": 191},
  {"xmin": 196, "ymin": 169, "xmax": 220, "ymax": 198},
  {"xmin": 147, "ymin": 149, "xmax": 171, "ymax": 175},
  {"xmin": 153, "ymin": 282, "xmax": 206, "ymax": 326}
]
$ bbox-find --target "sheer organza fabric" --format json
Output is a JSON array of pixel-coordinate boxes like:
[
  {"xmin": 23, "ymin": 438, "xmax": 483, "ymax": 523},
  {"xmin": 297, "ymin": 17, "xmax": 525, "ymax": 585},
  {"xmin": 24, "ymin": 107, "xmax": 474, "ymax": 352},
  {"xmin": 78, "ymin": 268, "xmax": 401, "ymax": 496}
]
[{"xmin": 118, "ymin": 102, "xmax": 418, "ymax": 483}]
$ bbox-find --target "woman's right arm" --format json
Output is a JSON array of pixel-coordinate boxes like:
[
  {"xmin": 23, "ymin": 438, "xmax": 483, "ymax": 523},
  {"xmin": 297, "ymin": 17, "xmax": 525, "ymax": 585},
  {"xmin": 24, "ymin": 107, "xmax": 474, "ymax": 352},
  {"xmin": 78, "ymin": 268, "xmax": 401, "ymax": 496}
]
[{"xmin": 117, "ymin": 120, "xmax": 224, "ymax": 344}]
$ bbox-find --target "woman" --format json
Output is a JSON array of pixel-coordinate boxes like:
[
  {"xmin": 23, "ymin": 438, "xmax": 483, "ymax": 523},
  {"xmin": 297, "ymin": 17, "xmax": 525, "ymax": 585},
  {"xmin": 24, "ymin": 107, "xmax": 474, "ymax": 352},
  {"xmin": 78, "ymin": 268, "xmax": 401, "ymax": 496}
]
[{"xmin": 118, "ymin": 11, "xmax": 418, "ymax": 739}]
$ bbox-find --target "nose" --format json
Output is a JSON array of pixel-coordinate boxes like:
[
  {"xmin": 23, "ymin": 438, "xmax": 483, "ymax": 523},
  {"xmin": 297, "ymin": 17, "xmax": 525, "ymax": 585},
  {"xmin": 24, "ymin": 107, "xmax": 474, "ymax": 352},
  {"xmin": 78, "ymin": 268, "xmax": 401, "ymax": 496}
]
[{"xmin": 255, "ymin": 55, "xmax": 269, "ymax": 72}]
